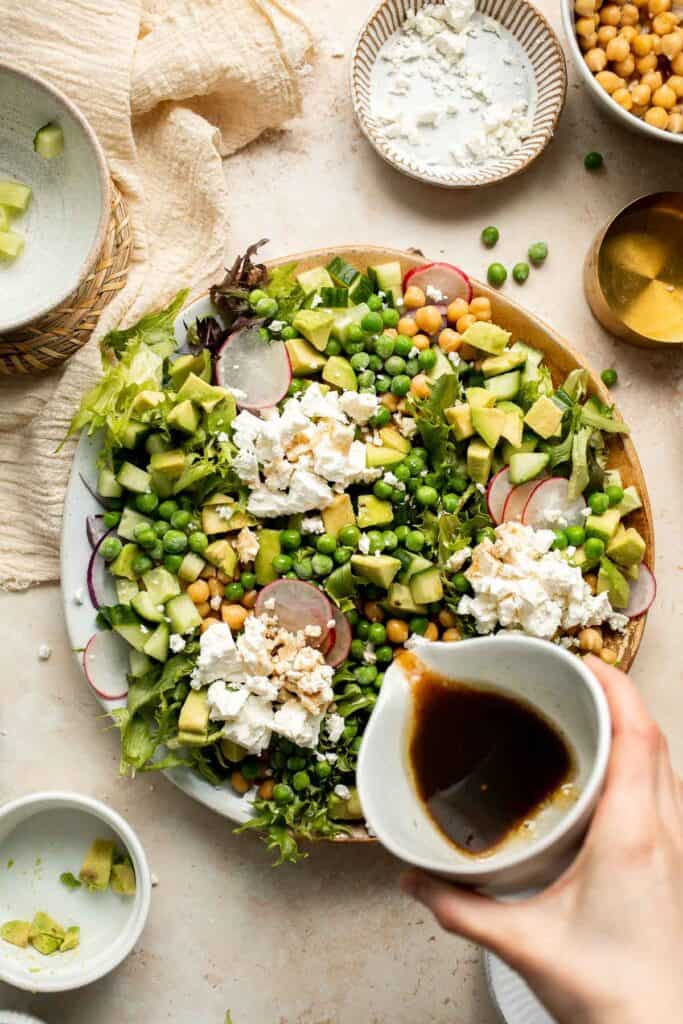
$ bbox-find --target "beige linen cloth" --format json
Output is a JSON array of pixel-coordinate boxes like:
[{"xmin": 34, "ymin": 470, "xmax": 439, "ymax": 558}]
[{"xmin": 0, "ymin": 0, "xmax": 313, "ymax": 590}]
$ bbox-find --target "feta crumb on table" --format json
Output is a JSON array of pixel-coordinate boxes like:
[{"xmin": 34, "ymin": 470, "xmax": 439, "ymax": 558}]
[{"xmin": 38, "ymin": 644, "xmax": 51, "ymax": 661}]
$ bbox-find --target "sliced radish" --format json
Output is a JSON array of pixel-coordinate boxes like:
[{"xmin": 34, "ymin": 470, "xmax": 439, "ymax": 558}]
[
  {"xmin": 403, "ymin": 262, "xmax": 473, "ymax": 304},
  {"xmin": 79, "ymin": 472, "xmax": 117, "ymax": 510},
  {"xmin": 502, "ymin": 481, "xmax": 542, "ymax": 523},
  {"xmin": 254, "ymin": 580, "xmax": 332, "ymax": 649},
  {"xmin": 214, "ymin": 325, "xmax": 291, "ymax": 410},
  {"xmin": 86, "ymin": 514, "xmax": 108, "ymax": 549},
  {"xmin": 325, "ymin": 606, "xmax": 353, "ymax": 667},
  {"xmin": 522, "ymin": 477, "xmax": 587, "ymax": 530},
  {"xmin": 87, "ymin": 529, "xmax": 118, "ymax": 610},
  {"xmin": 486, "ymin": 468, "xmax": 513, "ymax": 525},
  {"xmin": 623, "ymin": 564, "xmax": 657, "ymax": 619},
  {"xmin": 83, "ymin": 631, "xmax": 130, "ymax": 702}
]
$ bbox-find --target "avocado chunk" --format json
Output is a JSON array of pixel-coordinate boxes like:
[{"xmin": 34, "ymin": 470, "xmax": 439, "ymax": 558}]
[
  {"xmin": 460, "ymin": 321, "xmax": 511, "ymax": 355},
  {"xmin": 427, "ymin": 347, "xmax": 456, "ymax": 382},
  {"xmin": 357, "ymin": 495, "xmax": 393, "ymax": 528},
  {"xmin": 296, "ymin": 266, "xmax": 334, "ymax": 292},
  {"xmin": 330, "ymin": 303, "xmax": 370, "ymax": 343},
  {"xmin": 142, "ymin": 566, "xmax": 181, "ymax": 605},
  {"xmin": 201, "ymin": 494, "xmax": 254, "ymax": 533},
  {"xmin": 524, "ymin": 396, "xmax": 563, "ymax": 439},
  {"xmin": 471, "ymin": 406, "xmax": 505, "ymax": 448},
  {"xmin": 384, "ymin": 582, "xmax": 427, "ymax": 616},
  {"xmin": 204, "ymin": 540, "xmax": 238, "ymax": 579},
  {"xmin": 322, "ymin": 355, "xmax": 357, "ymax": 391},
  {"xmin": 179, "ymin": 690, "xmax": 210, "ymax": 735},
  {"xmin": 481, "ymin": 349, "xmax": 527, "ymax": 377},
  {"xmin": 79, "ymin": 840, "xmax": 115, "ymax": 890},
  {"xmin": 365, "ymin": 444, "xmax": 404, "ymax": 468},
  {"xmin": 606, "ymin": 524, "xmax": 646, "ymax": 567},
  {"xmin": 131, "ymin": 390, "xmax": 164, "ymax": 416},
  {"xmin": 616, "ymin": 485, "xmax": 643, "ymax": 518},
  {"xmin": 445, "ymin": 404, "xmax": 474, "ymax": 441},
  {"xmin": 30, "ymin": 931, "xmax": 63, "ymax": 956},
  {"xmin": 292, "ymin": 309, "xmax": 335, "ymax": 352},
  {"xmin": 1, "ymin": 920, "xmax": 30, "ymax": 948},
  {"xmin": 497, "ymin": 400, "xmax": 524, "ymax": 447},
  {"xmin": 110, "ymin": 543, "xmax": 142, "ymax": 580},
  {"xmin": 143, "ymin": 621, "xmax": 170, "ymax": 662},
  {"xmin": 169, "ymin": 349, "xmax": 212, "ymax": 388},
  {"xmin": 118, "ymin": 506, "xmax": 153, "ymax": 542},
  {"xmin": 167, "ymin": 593, "xmax": 202, "ymax": 634},
  {"xmin": 116, "ymin": 461, "xmax": 151, "ymax": 494},
  {"xmin": 483, "ymin": 369, "xmax": 521, "ymax": 402},
  {"xmin": 586, "ymin": 508, "xmax": 621, "ymax": 545},
  {"xmin": 465, "ymin": 386, "xmax": 496, "ymax": 409},
  {"xmin": 149, "ymin": 449, "xmax": 186, "ymax": 481},
  {"xmin": 467, "ymin": 439, "xmax": 493, "ymax": 485},
  {"xmin": 508, "ymin": 451, "xmax": 549, "ymax": 485},
  {"xmin": 175, "ymin": 373, "xmax": 229, "ymax": 412},
  {"xmin": 131, "ymin": 592, "xmax": 165, "ymax": 623},
  {"xmin": 322, "ymin": 493, "xmax": 355, "ymax": 536},
  {"xmin": 351, "ymin": 554, "xmax": 401, "ymax": 588},
  {"xmin": 328, "ymin": 786, "xmax": 363, "ymax": 821},
  {"xmin": 220, "ymin": 738, "xmax": 247, "ymax": 762},
  {"xmin": 378, "ymin": 426, "xmax": 411, "ymax": 454},
  {"xmin": 167, "ymin": 399, "xmax": 199, "ymax": 435},
  {"xmin": 410, "ymin": 567, "xmax": 443, "ymax": 605},
  {"xmin": 255, "ymin": 528, "xmax": 281, "ymax": 586},
  {"xmin": 325, "ymin": 563, "xmax": 355, "ymax": 600},
  {"xmin": 111, "ymin": 859, "xmax": 136, "ymax": 897},
  {"xmin": 149, "ymin": 469, "xmax": 174, "ymax": 499},
  {"xmin": 516, "ymin": 343, "xmax": 544, "ymax": 384},
  {"xmin": 178, "ymin": 552, "xmax": 206, "ymax": 583},
  {"xmin": 60, "ymin": 926, "xmax": 81, "ymax": 952},
  {"xmin": 597, "ymin": 557, "xmax": 630, "ymax": 610},
  {"xmin": 285, "ymin": 338, "xmax": 326, "ymax": 376}
]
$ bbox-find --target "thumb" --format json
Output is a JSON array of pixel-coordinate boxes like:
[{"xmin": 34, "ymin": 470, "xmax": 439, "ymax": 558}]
[{"xmin": 401, "ymin": 869, "xmax": 533, "ymax": 963}]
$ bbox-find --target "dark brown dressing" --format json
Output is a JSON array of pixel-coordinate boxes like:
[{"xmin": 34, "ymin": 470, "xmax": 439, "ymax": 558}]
[{"xmin": 403, "ymin": 654, "xmax": 573, "ymax": 857}]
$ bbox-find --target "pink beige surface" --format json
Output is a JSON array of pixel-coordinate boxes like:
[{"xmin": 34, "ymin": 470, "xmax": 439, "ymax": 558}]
[{"xmin": 0, "ymin": 1, "xmax": 681, "ymax": 1021}]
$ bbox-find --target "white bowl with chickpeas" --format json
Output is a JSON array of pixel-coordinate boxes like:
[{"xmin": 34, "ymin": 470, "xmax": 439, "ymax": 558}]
[{"xmin": 562, "ymin": 0, "xmax": 683, "ymax": 142}]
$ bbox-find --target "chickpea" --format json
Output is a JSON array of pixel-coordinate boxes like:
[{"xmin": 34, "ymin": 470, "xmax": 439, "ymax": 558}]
[
  {"xmin": 620, "ymin": 3, "xmax": 640, "ymax": 23},
  {"xmin": 404, "ymin": 285, "xmax": 426, "ymax": 309},
  {"xmin": 438, "ymin": 608, "xmax": 459, "ymax": 629},
  {"xmin": 596, "ymin": 69, "xmax": 625, "ymax": 91},
  {"xmin": 631, "ymin": 81, "xmax": 652, "ymax": 104},
  {"xmin": 637, "ymin": 52, "xmax": 659, "ymax": 74},
  {"xmin": 446, "ymin": 297, "xmax": 469, "ymax": 323},
  {"xmin": 415, "ymin": 305, "xmax": 443, "ymax": 335},
  {"xmin": 200, "ymin": 564, "xmax": 217, "ymax": 579},
  {"xmin": 200, "ymin": 616, "xmax": 220, "ymax": 633},
  {"xmin": 581, "ymin": 30, "xmax": 599, "ymax": 49},
  {"xmin": 258, "ymin": 779, "xmax": 275, "ymax": 800},
  {"xmin": 456, "ymin": 313, "xmax": 476, "ymax": 334},
  {"xmin": 650, "ymin": 32, "xmax": 663, "ymax": 54},
  {"xmin": 577, "ymin": 14, "xmax": 599, "ymax": 34},
  {"xmin": 195, "ymin": 600, "xmax": 210, "ymax": 618},
  {"xmin": 424, "ymin": 622, "xmax": 439, "ymax": 641},
  {"xmin": 641, "ymin": 68, "xmax": 663, "ymax": 89},
  {"xmin": 412, "ymin": 332, "xmax": 431, "ymax": 350},
  {"xmin": 648, "ymin": 0, "xmax": 671, "ymax": 12},
  {"xmin": 586, "ymin": 46, "xmax": 609, "ymax": 70},
  {"xmin": 645, "ymin": 104, "xmax": 669, "ymax": 125},
  {"xmin": 672, "ymin": 52, "xmax": 683, "ymax": 74},
  {"xmin": 653, "ymin": 82, "xmax": 677, "ymax": 106},
  {"xmin": 575, "ymin": 0, "xmax": 598, "ymax": 14},
  {"xmin": 231, "ymin": 771, "xmax": 250, "ymax": 795},
  {"xmin": 397, "ymin": 315, "xmax": 418, "ymax": 338},
  {"xmin": 632, "ymin": 31, "xmax": 653, "ymax": 55},
  {"xmin": 578, "ymin": 627, "xmax": 604, "ymax": 652},
  {"xmin": 469, "ymin": 296, "xmax": 492, "ymax": 319},
  {"xmin": 442, "ymin": 628, "xmax": 461, "ymax": 642},
  {"xmin": 384, "ymin": 327, "xmax": 397, "ymax": 339},
  {"xmin": 222, "ymin": 603, "xmax": 249, "ymax": 630},
  {"xmin": 597, "ymin": 24, "xmax": 618, "ymax": 43},
  {"xmin": 208, "ymin": 577, "xmax": 225, "ymax": 598},
  {"xmin": 437, "ymin": 328, "xmax": 460, "ymax": 354},
  {"xmin": 667, "ymin": 110, "xmax": 683, "ymax": 130},
  {"xmin": 410, "ymin": 373, "xmax": 432, "ymax": 399},
  {"xmin": 386, "ymin": 618, "xmax": 410, "ymax": 644},
  {"xmin": 668, "ymin": 74, "xmax": 683, "ymax": 97},
  {"xmin": 606, "ymin": 34, "xmax": 631, "ymax": 59},
  {"xmin": 241, "ymin": 589, "xmax": 258, "ymax": 609},
  {"xmin": 216, "ymin": 569, "xmax": 230, "ymax": 584},
  {"xmin": 600, "ymin": 3, "xmax": 622, "ymax": 23},
  {"xmin": 613, "ymin": 53, "xmax": 636, "ymax": 76},
  {"xmin": 381, "ymin": 393, "xmax": 399, "ymax": 411},
  {"xmin": 613, "ymin": 85, "xmax": 634, "ymax": 107},
  {"xmin": 618, "ymin": 25, "xmax": 638, "ymax": 41},
  {"xmin": 364, "ymin": 600, "xmax": 385, "ymax": 622},
  {"xmin": 653, "ymin": 11, "xmax": 677, "ymax": 33},
  {"xmin": 187, "ymin": 579, "xmax": 210, "ymax": 604},
  {"xmin": 600, "ymin": 648, "xmax": 619, "ymax": 665},
  {"xmin": 662, "ymin": 30, "xmax": 683, "ymax": 58}
]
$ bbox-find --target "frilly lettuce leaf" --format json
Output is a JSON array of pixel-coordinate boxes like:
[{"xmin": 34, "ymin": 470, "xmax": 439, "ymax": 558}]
[
  {"xmin": 103, "ymin": 290, "xmax": 188, "ymax": 358},
  {"xmin": 264, "ymin": 262, "xmax": 304, "ymax": 320}
]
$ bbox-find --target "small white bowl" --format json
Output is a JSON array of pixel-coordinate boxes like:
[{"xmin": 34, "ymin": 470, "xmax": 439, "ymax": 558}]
[
  {"xmin": 357, "ymin": 634, "xmax": 610, "ymax": 893},
  {"xmin": 560, "ymin": 0, "xmax": 683, "ymax": 146},
  {"xmin": 0, "ymin": 63, "xmax": 111, "ymax": 333},
  {"xmin": 0, "ymin": 792, "xmax": 151, "ymax": 992}
]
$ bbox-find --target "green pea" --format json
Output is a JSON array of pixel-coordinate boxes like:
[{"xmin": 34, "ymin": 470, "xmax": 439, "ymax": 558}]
[
  {"xmin": 356, "ymin": 620, "xmax": 371, "ymax": 641},
  {"xmin": 391, "ymin": 374, "xmax": 411, "ymax": 397},
  {"xmin": 416, "ymin": 347, "xmax": 436, "ymax": 371},
  {"xmin": 442, "ymin": 494, "xmax": 458, "ymax": 513},
  {"xmin": 382, "ymin": 307, "xmax": 400, "ymax": 328},
  {"xmin": 382, "ymin": 530, "xmax": 398, "ymax": 551},
  {"xmin": 281, "ymin": 325, "xmax": 297, "ymax": 341},
  {"xmin": 584, "ymin": 537, "xmax": 605, "ymax": 560},
  {"xmin": 370, "ymin": 406, "xmax": 391, "ymax": 429},
  {"xmin": 240, "ymin": 571, "xmax": 256, "ymax": 590},
  {"xmin": 288, "ymin": 380, "xmax": 305, "ymax": 397},
  {"xmin": 99, "ymin": 536, "xmax": 122, "ymax": 562},
  {"xmin": 135, "ymin": 492, "xmax": 159, "ymax": 515},
  {"xmin": 512, "ymin": 262, "xmax": 530, "ymax": 284},
  {"xmin": 350, "ymin": 352, "xmax": 370, "ymax": 372},
  {"xmin": 350, "ymin": 638, "xmax": 365, "ymax": 661},
  {"xmin": 606, "ymin": 485, "xmax": 624, "ymax": 506},
  {"xmin": 154, "ymin": 520, "xmax": 170, "ymax": 538},
  {"xmin": 361, "ymin": 311, "xmax": 383, "ymax": 334},
  {"xmin": 406, "ymin": 530, "xmax": 425, "ymax": 552},
  {"xmin": 375, "ymin": 645, "xmax": 393, "ymax": 663},
  {"xmin": 158, "ymin": 500, "xmax": 178, "ymax": 522},
  {"xmin": 481, "ymin": 225, "xmax": 500, "ymax": 247},
  {"xmin": 566, "ymin": 525, "xmax": 586, "ymax": 546},
  {"xmin": 375, "ymin": 374, "xmax": 391, "ymax": 393},
  {"xmin": 254, "ymin": 295, "xmax": 278, "ymax": 318},
  {"xmin": 163, "ymin": 554, "xmax": 183, "ymax": 574},
  {"xmin": 188, "ymin": 531, "xmax": 209, "ymax": 553},
  {"xmin": 344, "ymin": 339, "xmax": 365, "ymax": 357},
  {"xmin": 589, "ymin": 492, "xmax": 610, "ymax": 515},
  {"xmin": 325, "ymin": 339, "xmax": 342, "ymax": 357},
  {"xmin": 163, "ymin": 530, "xmax": 188, "ymax": 554},
  {"xmin": 225, "ymin": 582, "xmax": 245, "ymax": 601},
  {"xmin": 405, "ymin": 359, "xmax": 420, "ymax": 378},
  {"xmin": 291, "ymin": 770, "xmax": 310, "ymax": 792},
  {"xmin": 241, "ymin": 758, "xmax": 260, "ymax": 780},
  {"xmin": 339, "ymin": 525, "xmax": 360, "ymax": 548},
  {"xmin": 249, "ymin": 288, "xmax": 267, "ymax": 307},
  {"xmin": 385, "ymin": 355, "xmax": 406, "ymax": 376},
  {"xmin": 375, "ymin": 335, "xmax": 395, "ymax": 360},
  {"xmin": 273, "ymin": 783, "xmax": 294, "ymax": 805},
  {"xmin": 355, "ymin": 665, "xmax": 378, "ymax": 685},
  {"xmin": 185, "ymin": 518, "xmax": 200, "ymax": 535},
  {"xmin": 280, "ymin": 529, "xmax": 302, "ymax": 551},
  {"xmin": 132, "ymin": 554, "xmax": 153, "ymax": 576},
  {"xmin": 409, "ymin": 616, "xmax": 429, "ymax": 635},
  {"xmin": 316, "ymin": 533, "xmax": 337, "ymax": 555},
  {"xmin": 170, "ymin": 509, "xmax": 192, "ymax": 530},
  {"xmin": 395, "ymin": 525, "xmax": 409, "ymax": 543},
  {"xmin": 528, "ymin": 242, "xmax": 548, "ymax": 266},
  {"xmin": 135, "ymin": 526, "xmax": 157, "ymax": 549},
  {"xmin": 374, "ymin": 672, "xmax": 385, "ymax": 689},
  {"xmin": 368, "ymin": 622, "xmax": 387, "ymax": 646},
  {"xmin": 367, "ymin": 294, "xmax": 383, "ymax": 312},
  {"xmin": 393, "ymin": 463, "xmax": 411, "ymax": 483},
  {"xmin": 601, "ymin": 368, "xmax": 618, "ymax": 387},
  {"xmin": 102, "ymin": 510, "xmax": 121, "ymax": 529},
  {"xmin": 357, "ymin": 370, "xmax": 376, "ymax": 389},
  {"xmin": 273, "ymin": 554, "xmax": 293, "ymax": 574},
  {"xmin": 371, "ymin": 480, "xmax": 390, "ymax": 502},
  {"xmin": 312, "ymin": 553, "xmax": 333, "ymax": 577},
  {"xmin": 416, "ymin": 485, "xmax": 438, "ymax": 507},
  {"xmin": 334, "ymin": 546, "xmax": 352, "ymax": 565},
  {"xmin": 487, "ymin": 262, "xmax": 507, "ymax": 287},
  {"xmin": 342, "ymin": 722, "xmax": 358, "ymax": 742},
  {"xmin": 315, "ymin": 760, "xmax": 332, "ymax": 780},
  {"xmin": 149, "ymin": 542, "xmax": 164, "ymax": 562},
  {"xmin": 403, "ymin": 455, "xmax": 422, "ymax": 476},
  {"xmin": 178, "ymin": 496, "xmax": 194, "ymax": 511},
  {"xmin": 368, "ymin": 354, "xmax": 383, "ymax": 373},
  {"xmin": 394, "ymin": 335, "xmax": 413, "ymax": 358},
  {"xmin": 584, "ymin": 151, "xmax": 603, "ymax": 170},
  {"xmin": 452, "ymin": 573, "xmax": 470, "ymax": 594},
  {"xmin": 476, "ymin": 527, "xmax": 497, "ymax": 544},
  {"xmin": 393, "ymin": 487, "xmax": 408, "ymax": 503},
  {"xmin": 346, "ymin": 609, "xmax": 359, "ymax": 628},
  {"xmin": 552, "ymin": 530, "xmax": 569, "ymax": 551},
  {"xmin": 451, "ymin": 474, "xmax": 469, "ymax": 494},
  {"xmin": 367, "ymin": 530, "xmax": 384, "ymax": 553}
]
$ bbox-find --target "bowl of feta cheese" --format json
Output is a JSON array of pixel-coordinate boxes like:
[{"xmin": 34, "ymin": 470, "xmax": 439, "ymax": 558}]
[{"xmin": 351, "ymin": 0, "xmax": 567, "ymax": 188}]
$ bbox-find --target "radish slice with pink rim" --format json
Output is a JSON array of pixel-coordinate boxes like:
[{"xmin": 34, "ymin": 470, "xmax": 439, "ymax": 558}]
[
  {"xmin": 83, "ymin": 631, "xmax": 130, "ymax": 702},
  {"xmin": 87, "ymin": 529, "xmax": 118, "ymax": 610},
  {"xmin": 522, "ymin": 477, "xmax": 587, "ymax": 530},
  {"xmin": 502, "ymin": 481, "xmax": 542, "ymax": 523},
  {"xmin": 214, "ymin": 325, "xmax": 291, "ymax": 410},
  {"xmin": 623, "ymin": 564, "xmax": 657, "ymax": 619},
  {"xmin": 325, "ymin": 606, "xmax": 352, "ymax": 667},
  {"xmin": 402, "ymin": 262, "xmax": 472, "ymax": 304},
  {"xmin": 486, "ymin": 468, "xmax": 513, "ymax": 525},
  {"xmin": 86, "ymin": 514, "xmax": 108, "ymax": 549},
  {"xmin": 254, "ymin": 579, "xmax": 332, "ymax": 649}
]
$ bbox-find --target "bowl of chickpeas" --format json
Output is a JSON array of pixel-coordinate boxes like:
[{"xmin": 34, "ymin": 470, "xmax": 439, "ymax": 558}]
[{"xmin": 561, "ymin": 0, "xmax": 683, "ymax": 141}]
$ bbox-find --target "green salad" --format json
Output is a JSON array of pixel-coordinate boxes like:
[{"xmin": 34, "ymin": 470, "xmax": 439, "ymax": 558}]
[{"xmin": 72, "ymin": 244, "xmax": 652, "ymax": 863}]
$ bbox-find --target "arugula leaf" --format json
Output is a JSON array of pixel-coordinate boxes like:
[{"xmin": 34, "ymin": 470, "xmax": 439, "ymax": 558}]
[
  {"xmin": 580, "ymin": 400, "xmax": 630, "ymax": 435},
  {"xmin": 264, "ymin": 262, "xmax": 305, "ymax": 320},
  {"xmin": 413, "ymin": 373, "xmax": 461, "ymax": 464}
]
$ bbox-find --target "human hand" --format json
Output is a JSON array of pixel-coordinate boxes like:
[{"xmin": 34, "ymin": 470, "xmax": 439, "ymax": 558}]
[{"xmin": 401, "ymin": 656, "xmax": 683, "ymax": 1024}]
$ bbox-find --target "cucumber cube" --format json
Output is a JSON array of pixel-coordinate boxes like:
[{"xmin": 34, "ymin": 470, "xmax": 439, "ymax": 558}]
[
  {"xmin": 508, "ymin": 452, "xmax": 549, "ymax": 485},
  {"xmin": 34, "ymin": 123, "xmax": 65, "ymax": 159},
  {"xmin": 0, "ymin": 180, "xmax": 32, "ymax": 211},
  {"xmin": 116, "ymin": 462, "xmax": 152, "ymax": 494},
  {"xmin": 166, "ymin": 593, "xmax": 202, "ymax": 635},
  {"xmin": 143, "ymin": 622, "xmax": 170, "ymax": 662},
  {"xmin": 0, "ymin": 230, "xmax": 24, "ymax": 261},
  {"xmin": 141, "ymin": 567, "xmax": 181, "ymax": 606}
]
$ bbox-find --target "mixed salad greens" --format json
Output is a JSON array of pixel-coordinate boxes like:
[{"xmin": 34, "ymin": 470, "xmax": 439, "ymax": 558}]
[{"xmin": 71, "ymin": 244, "xmax": 652, "ymax": 864}]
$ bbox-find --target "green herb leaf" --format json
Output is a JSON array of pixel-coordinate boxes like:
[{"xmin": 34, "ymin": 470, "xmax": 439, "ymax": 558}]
[
  {"xmin": 59, "ymin": 872, "xmax": 82, "ymax": 890},
  {"xmin": 264, "ymin": 262, "xmax": 305, "ymax": 320}
]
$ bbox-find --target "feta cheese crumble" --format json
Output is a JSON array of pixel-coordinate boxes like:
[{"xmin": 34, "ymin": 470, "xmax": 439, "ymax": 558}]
[
  {"xmin": 235, "ymin": 526, "xmax": 259, "ymax": 565},
  {"xmin": 73, "ymin": 588, "xmax": 85, "ymax": 606},
  {"xmin": 169, "ymin": 634, "xmax": 186, "ymax": 653},
  {"xmin": 38, "ymin": 644, "xmax": 51, "ymax": 661}
]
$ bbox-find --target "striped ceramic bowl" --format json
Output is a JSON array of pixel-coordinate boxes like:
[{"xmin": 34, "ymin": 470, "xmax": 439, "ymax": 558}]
[{"xmin": 351, "ymin": 0, "xmax": 567, "ymax": 189}]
